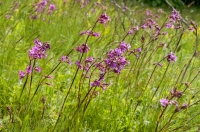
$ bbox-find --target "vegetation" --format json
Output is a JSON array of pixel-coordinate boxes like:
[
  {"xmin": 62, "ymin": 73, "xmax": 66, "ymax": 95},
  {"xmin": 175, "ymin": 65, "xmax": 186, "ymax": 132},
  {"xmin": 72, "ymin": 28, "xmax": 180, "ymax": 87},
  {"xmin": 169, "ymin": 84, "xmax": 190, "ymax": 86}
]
[{"xmin": 0, "ymin": 0, "xmax": 200, "ymax": 131}]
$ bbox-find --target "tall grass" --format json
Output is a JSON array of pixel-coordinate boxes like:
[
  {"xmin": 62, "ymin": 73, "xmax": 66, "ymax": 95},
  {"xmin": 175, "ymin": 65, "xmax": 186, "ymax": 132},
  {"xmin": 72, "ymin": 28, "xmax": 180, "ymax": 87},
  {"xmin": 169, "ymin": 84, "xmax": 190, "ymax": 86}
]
[{"xmin": 0, "ymin": 0, "xmax": 200, "ymax": 131}]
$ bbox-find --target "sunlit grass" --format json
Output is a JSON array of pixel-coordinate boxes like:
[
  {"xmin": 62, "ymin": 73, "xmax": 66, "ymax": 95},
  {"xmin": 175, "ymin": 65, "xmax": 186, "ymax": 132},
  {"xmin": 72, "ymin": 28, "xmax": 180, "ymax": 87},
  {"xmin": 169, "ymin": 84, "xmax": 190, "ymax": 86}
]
[{"xmin": 0, "ymin": 0, "xmax": 200, "ymax": 131}]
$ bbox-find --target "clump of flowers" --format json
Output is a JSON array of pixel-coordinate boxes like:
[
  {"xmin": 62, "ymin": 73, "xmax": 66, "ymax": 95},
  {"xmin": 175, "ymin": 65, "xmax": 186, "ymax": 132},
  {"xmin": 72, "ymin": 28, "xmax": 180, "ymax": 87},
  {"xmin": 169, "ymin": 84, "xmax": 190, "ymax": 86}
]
[
  {"xmin": 18, "ymin": 39, "xmax": 50, "ymax": 80},
  {"xmin": 166, "ymin": 52, "xmax": 177, "ymax": 62},
  {"xmin": 49, "ymin": 4, "xmax": 56, "ymax": 13},
  {"xmin": 29, "ymin": 38, "xmax": 50, "ymax": 60},
  {"xmin": 170, "ymin": 88, "xmax": 183, "ymax": 98},
  {"xmin": 98, "ymin": 13, "xmax": 110, "ymax": 24},
  {"xmin": 18, "ymin": 71, "xmax": 25, "ymax": 80},
  {"xmin": 165, "ymin": 9, "xmax": 181, "ymax": 29},
  {"xmin": 60, "ymin": 56, "xmax": 71, "ymax": 65},
  {"xmin": 36, "ymin": 0, "xmax": 47, "ymax": 13},
  {"xmin": 160, "ymin": 98, "xmax": 170, "ymax": 107},
  {"xmin": 75, "ymin": 44, "xmax": 90, "ymax": 53},
  {"xmin": 104, "ymin": 42, "xmax": 130, "ymax": 74}
]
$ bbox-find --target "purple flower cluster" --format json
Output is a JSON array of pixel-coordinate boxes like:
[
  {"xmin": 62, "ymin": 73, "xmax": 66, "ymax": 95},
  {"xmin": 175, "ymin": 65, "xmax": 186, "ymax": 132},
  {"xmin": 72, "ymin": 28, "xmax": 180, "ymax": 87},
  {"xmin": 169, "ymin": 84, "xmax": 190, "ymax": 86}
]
[
  {"xmin": 35, "ymin": 0, "xmax": 56, "ymax": 15},
  {"xmin": 90, "ymin": 78, "xmax": 108, "ymax": 91},
  {"xmin": 79, "ymin": 30, "xmax": 100, "ymax": 37},
  {"xmin": 75, "ymin": 44, "xmax": 90, "ymax": 53},
  {"xmin": 129, "ymin": 47, "xmax": 142, "ymax": 58},
  {"xmin": 166, "ymin": 52, "xmax": 177, "ymax": 62},
  {"xmin": 160, "ymin": 97, "xmax": 188, "ymax": 111},
  {"xmin": 29, "ymin": 38, "xmax": 50, "ymax": 60},
  {"xmin": 141, "ymin": 18, "xmax": 158, "ymax": 30},
  {"xmin": 49, "ymin": 4, "xmax": 56, "ymax": 11},
  {"xmin": 84, "ymin": 57, "xmax": 94, "ymax": 71},
  {"xmin": 18, "ymin": 39, "xmax": 48, "ymax": 80},
  {"xmin": 26, "ymin": 66, "xmax": 32, "ymax": 74},
  {"xmin": 36, "ymin": 0, "xmax": 47, "ymax": 13},
  {"xmin": 35, "ymin": 67, "xmax": 41, "ymax": 73},
  {"xmin": 76, "ymin": 60, "xmax": 82, "ymax": 70},
  {"xmin": 98, "ymin": 13, "xmax": 110, "ymax": 24},
  {"xmin": 128, "ymin": 26, "xmax": 139, "ymax": 35},
  {"xmin": 170, "ymin": 88, "xmax": 183, "ymax": 98},
  {"xmin": 18, "ymin": 66, "xmax": 41, "ymax": 80},
  {"xmin": 60, "ymin": 56, "xmax": 71, "ymax": 65},
  {"xmin": 18, "ymin": 71, "xmax": 25, "ymax": 80},
  {"xmin": 165, "ymin": 9, "xmax": 180, "ymax": 29},
  {"xmin": 160, "ymin": 98, "xmax": 170, "ymax": 107},
  {"xmin": 104, "ymin": 42, "xmax": 130, "ymax": 74},
  {"xmin": 169, "ymin": 9, "xmax": 180, "ymax": 23}
]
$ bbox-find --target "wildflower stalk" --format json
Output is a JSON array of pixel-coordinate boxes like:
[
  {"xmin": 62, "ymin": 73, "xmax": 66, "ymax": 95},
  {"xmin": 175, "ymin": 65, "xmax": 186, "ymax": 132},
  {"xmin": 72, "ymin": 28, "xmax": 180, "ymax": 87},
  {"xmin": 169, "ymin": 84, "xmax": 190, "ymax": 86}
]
[
  {"xmin": 29, "ymin": 48, "xmax": 74, "ymax": 105},
  {"xmin": 151, "ymin": 63, "xmax": 170, "ymax": 100},
  {"xmin": 174, "ymin": 27, "xmax": 197, "ymax": 87},
  {"xmin": 52, "ymin": 20, "xmax": 99, "ymax": 132},
  {"xmin": 29, "ymin": 62, "xmax": 61, "ymax": 104},
  {"xmin": 28, "ymin": 59, "xmax": 36, "ymax": 98},
  {"xmin": 77, "ymin": 59, "xmax": 99, "ymax": 106},
  {"xmin": 171, "ymin": 112, "xmax": 200, "ymax": 131},
  {"xmin": 152, "ymin": 28, "xmax": 184, "ymax": 100},
  {"xmin": 19, "ymin": 60, "xmax": 32, "ymax": 100},
  {"xmin": 158, "ymin": 111, "xmax": 176, "ymax": 132},
  {"xmin": 155, "ymin": 106, "xmax": 168, "ymax": 132}
]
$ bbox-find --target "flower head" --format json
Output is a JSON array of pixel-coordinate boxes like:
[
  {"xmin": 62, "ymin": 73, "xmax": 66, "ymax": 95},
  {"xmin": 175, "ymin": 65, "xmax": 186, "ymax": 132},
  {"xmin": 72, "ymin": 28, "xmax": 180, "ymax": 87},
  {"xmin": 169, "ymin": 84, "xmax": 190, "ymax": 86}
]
[
  {"xmin": 76, "ymin": 60, "xmax": 82, "ymax": 69},
  {"xmin": 166, "ymin": 52, "xmax": 177, "ymax": 62},
  {"xmin": 119, "ymin": 42, "xmax": 131, "ymax": 52},
  {"xmin": 169, "ymin": 9, "xmax": 180, "ymax": 23},
  {"xmin": 26, "ymin": 66, "xmax": 32, "ymax": 74},
  {"xmin": 18, "ymin": 71, "xmax": 25, "ymax": 80},
  {"xmin": 29, "ymin": 39, "xmax": 50, "ymax": 60},
  {"xmin": 35, "ymin": 67, "xmax": 41, "ymax": 73},
  {"xmin": 98, "ymin": 13, "xmax": 110, "ymax": 24},
  {"xmin": 91, "ymin": 80, "xmax": 101, "ymax": 87},
  {"xmin": 75, "ymin": 44, "xmax": 90, "ymax": 53},
  {"xmin": 49, "ymin": 4, "xmax": 56, "ymax": 11},
  {"xmin": 60, "ymin": 56, "xmax": 71, "ymax": 65},
  {"xmin": 160, "ymin": 98, "xmax": 170, "ymax": 107}
]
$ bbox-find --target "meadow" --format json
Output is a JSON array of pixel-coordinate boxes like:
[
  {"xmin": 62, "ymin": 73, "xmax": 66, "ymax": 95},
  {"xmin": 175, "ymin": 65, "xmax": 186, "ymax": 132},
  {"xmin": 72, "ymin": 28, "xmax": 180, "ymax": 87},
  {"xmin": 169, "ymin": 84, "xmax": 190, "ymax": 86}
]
[{"xmin": 0, "ymin": 0, "xmax": 200, "ymax": 131}]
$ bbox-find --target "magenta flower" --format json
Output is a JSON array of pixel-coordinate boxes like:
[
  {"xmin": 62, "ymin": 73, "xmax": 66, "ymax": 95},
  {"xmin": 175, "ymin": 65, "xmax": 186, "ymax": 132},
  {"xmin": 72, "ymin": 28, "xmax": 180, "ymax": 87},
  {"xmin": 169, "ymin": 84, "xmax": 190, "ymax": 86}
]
[
  {"xmin": 160, "ymin": 98, "xmax": 170, "ymax": 107},
  {"xmin": 133, "ymin": 26, "xmax": 139, "ymax": 31},
  {"xmin": 29, "ymin": 39, "xmax": 50, "ymax": 60},
  {"xmin": 137, "ymin": 48, "xmax": 142, "ymax": 52},
  {"xmin": 91, "ymin": 80, "xmax": 101, "ymax": 87},
  {"xmin": 79, "ymin": 30, "xmax": 87, "ymax": 36},
  {"xmin": 36, "ymin": 0, "xmax": 47, "ymax": 13},
  {"xmin": 35, "ymin": 67, "xmax": 41, "ymax": 73},
  {"xmin": 119, "ymin": 42, "xmax": 131, "ymax": 52},
  {"xmin": 60, "ymin": 56, "xmax": 71, "ymax": 65},
  {"xmin": 165, "ymin": 22, "xmax": 173, "ymax": 28},
  {"xmin": 76, "ymin": 60, "xmax": 82, "ymax": 69},
  {"xmin": 91, "ymin": 32, "xmax": 100, "ymax": 37},
  {"xmin": 104, "ymin": 44, "xmax": 129, "ymax": 74},
  {"xmin": 26, "ymin": 66, "xmax": 32, "ymax": 74},
  {"xmin": 166, "ymin": 52, "xmax": 177, "ymax": 62},
  {"xmin": 18, "ymin": 71, "xmax": 25, "ymax": 80},
  {"xmin": 75, "ymin": 44, "xmax": 90, "ymax": 53},
  {"xmin": 169, "ymin": 9, "xmax": 180, "ymax": 23},
  {"xmin": 128, "ymin": 30, "xmax": 133, "ymax": 35},
  {"xmin": 98, "ymin": 13, "xmax": 110, "ymax": 24},
  {"xmin": 49, "ymin": 4, "xmax": 56, "ymax": 11},
  {"xmin": 85, "ymin": 57, "xmax": 94, "ymax": 63}
]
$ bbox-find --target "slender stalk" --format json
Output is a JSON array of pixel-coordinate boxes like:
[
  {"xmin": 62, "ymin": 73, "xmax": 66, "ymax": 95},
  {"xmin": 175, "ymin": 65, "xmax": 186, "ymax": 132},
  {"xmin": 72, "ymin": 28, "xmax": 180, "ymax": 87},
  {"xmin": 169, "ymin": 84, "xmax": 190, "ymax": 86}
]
[
  {"xmin": 29, "ymin": 59, "xmax": 36, "ymax": 98},
  {"xmin": 158, "ymin": 112, "xmax": 176, "ymax": 132},
  {"xmin": 151, "ymin": 63, "xmax": 170, "ymax": 100},
  {"xmin": 19, "ymin": 60, "xmax": 32, "ymax": 100},
  {"xmin": 52, "ymin": 19, "xmax": 99, "ymax": 132}
]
